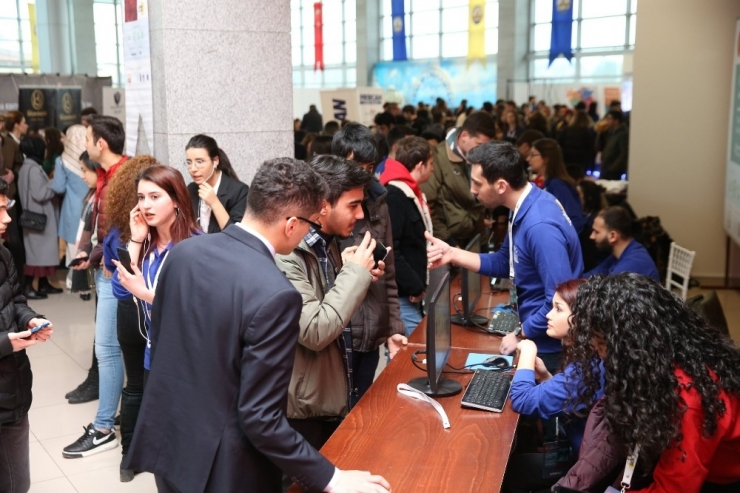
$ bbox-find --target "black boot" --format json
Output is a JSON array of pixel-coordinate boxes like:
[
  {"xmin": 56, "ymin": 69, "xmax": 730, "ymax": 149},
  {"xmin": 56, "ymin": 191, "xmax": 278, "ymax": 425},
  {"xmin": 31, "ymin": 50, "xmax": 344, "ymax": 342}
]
[
  {"xmin": 38, "ymin": 276, "xmax": 63, "ymax": 294},
  {"xmin": 66, "ymin": 369, "xmax": 99, "ymax": 403},
  {"xmin": 119, "ymin": 389, "xmax": 143, "ymax": 482},
  {"xmin": 24, "ymin": 275, "xmax": 47, "ymax": 300}
]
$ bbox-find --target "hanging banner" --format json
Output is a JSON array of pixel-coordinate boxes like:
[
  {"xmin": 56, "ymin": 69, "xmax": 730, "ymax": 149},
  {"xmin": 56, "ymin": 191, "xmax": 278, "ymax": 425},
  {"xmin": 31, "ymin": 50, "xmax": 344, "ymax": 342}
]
[
  {"xmin": 123, "ymin": 0, "xmax": 154, "ymax": 155},
  {"xmin": 314, "ymin": 3, "xmax": 324, "ymax": 71},
  {"xmin": 391, "ymin": 0, "xmax": 407, "ymax": 61},
  {"xmin": 549, "ymin": 0, "xmax": 574, "ymax": 66},
  {"xmin": 467, "ymin": 0, "xmax": 486, "ymax": 68},
  {"xmin": 28, "ymin": 4, "xmax": 39, "ymax": 73}
]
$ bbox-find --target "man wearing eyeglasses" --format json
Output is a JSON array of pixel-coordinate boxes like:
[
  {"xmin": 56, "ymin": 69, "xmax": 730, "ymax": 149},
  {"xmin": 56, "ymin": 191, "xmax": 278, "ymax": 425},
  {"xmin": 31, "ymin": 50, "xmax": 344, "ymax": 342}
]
[{"xmin": 276, "ymin": 155, "xmax": 381, "ymax": 464}]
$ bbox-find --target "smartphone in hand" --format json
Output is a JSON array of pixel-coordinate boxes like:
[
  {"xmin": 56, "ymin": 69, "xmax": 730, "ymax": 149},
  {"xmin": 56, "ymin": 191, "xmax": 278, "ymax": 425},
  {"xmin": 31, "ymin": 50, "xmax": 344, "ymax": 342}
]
[
  {"xmin": 373, "ymin": 241, "xmax": 389, "ymax": 268},
  {"xmin": 116, "ymin": 247, "xmax": 136, "ymax": 275},
  {"xmin": 29, "ymin": 321, "xmax": 51, "ymax": 335},
  {"xmin": 69, "ymin": 257, "xmax": 87, "ymax": 267}
]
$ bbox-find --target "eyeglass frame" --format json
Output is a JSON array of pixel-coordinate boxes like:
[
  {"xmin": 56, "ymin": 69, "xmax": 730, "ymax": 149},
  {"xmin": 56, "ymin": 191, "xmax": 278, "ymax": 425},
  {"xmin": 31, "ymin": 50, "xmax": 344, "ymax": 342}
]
[
  {"xmin": 287, "ymin": 216, "xmax": 322, "ymax": 231},
  {"xmin": 0, "ymin": 199, "xmax": 16, "ymax": 210}
]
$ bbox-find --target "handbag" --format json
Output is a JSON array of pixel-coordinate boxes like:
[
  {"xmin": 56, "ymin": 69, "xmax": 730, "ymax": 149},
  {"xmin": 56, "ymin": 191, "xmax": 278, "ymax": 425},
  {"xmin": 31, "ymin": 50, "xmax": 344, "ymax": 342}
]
[{"xmin": 18, "ymin": 165, "xmax": 47, "ymax": 231}]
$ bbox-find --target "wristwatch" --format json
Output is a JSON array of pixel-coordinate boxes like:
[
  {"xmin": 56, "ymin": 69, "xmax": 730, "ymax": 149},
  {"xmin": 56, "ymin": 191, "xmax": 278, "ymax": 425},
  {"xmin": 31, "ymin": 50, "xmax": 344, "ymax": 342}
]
[{"xmin": 513, "ymin": 324, "xmax": 523, "ymax": 337}]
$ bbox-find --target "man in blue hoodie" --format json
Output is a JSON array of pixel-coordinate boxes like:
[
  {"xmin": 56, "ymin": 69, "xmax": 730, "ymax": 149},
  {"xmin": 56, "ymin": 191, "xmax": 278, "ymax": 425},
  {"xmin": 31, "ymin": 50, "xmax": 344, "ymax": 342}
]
[{"xmin": 426, "ymin": 141, "xmax": 583, "ymax": 371}]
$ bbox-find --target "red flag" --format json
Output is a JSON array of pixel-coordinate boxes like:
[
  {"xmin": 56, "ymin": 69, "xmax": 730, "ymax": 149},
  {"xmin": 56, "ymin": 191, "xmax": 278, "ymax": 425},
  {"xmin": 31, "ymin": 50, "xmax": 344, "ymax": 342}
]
[{"xmin": 314, "ymin": 2, "xmax": 324, "ymax": 71}]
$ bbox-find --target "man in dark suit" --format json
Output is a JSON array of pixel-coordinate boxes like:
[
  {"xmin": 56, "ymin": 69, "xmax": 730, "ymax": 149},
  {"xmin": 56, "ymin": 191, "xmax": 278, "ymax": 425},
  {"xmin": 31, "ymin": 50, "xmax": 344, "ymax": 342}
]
[{"xmin": 125, "ymin": 158, "xmax": 391, "ymax": 493}]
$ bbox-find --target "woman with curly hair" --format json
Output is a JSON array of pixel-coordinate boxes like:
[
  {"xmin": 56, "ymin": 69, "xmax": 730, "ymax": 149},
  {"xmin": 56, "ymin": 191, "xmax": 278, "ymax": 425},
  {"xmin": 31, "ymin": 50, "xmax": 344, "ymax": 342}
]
[
  {"xmin": 561, "ymin": 273, "xmax": 740, "ymax": 493},
  {"xmin": 104, "ymin": 154, "xmax": 158, "ymax": 481}
]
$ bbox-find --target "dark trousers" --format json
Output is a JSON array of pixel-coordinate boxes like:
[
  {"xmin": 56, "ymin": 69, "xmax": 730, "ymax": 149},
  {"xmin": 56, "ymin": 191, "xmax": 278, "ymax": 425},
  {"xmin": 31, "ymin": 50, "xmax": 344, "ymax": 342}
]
[
  {"xmin": 0, "ymin": 414, "xmax": 30, "ymax": 493},
  {"xmin": 502, "ymin": 452, "xmax": 558, "ymax": 493},
  {"xmin": 116, "ymin": 298, "xmax": 146, "ymax": 393},
  {"xmin": 351, "ymin": 347, "xmax": 380, "ymax": 407}
]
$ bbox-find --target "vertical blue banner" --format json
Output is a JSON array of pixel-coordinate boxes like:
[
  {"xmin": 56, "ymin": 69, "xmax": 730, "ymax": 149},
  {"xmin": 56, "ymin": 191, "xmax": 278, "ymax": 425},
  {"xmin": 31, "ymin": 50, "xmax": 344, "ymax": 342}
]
[
  {"xmin": 549, "ymin": 0, "xmax": 573, "ymax": 66},
  {"xmin": 392, "ymin": 0, "xmax": 407, "ymax": 61}
]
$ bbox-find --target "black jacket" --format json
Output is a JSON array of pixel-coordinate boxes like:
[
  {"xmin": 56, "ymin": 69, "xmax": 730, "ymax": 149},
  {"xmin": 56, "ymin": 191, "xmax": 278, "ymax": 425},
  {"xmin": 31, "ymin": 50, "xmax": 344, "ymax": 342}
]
[
  {"xmin": 125, "ymin": 227, "xmax": 334, "ymax": 492},
  {"xmin": 385, "ymin": 184, "xmax": 428, "ymax": 298},
  {"xmin": 300, "ymin": 110, "xmax": 323, "ymax": 133},
  {"xmin": 187, "ymin": 174, "xmax": 249, "ymax": 234},
  {"xmin": 558, "ymin": 126, "xmax": 596, "ymax": 171},
  {"xmin": 0, "ymin": 245, "xmax": 40, "ymax": 424}
]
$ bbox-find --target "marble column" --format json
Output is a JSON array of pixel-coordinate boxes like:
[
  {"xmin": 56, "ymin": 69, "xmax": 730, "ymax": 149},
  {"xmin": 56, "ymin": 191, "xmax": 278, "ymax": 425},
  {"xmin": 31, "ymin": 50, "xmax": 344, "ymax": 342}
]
[
  {"xmin": 36, "ymin": 0, "xmax": 73, "ymax": 74},
  {"xmin": 148, "ymin": 0, "xmax": 293, "ymax": 183},
  {"xmin": 496, "ymin": 0, "xmax": 530, "ymax": 101}
]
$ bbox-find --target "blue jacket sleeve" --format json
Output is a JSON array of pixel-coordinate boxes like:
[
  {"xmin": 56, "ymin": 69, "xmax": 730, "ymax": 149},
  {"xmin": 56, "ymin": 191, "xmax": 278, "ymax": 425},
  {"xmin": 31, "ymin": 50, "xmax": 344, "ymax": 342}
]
[
  {"xmin": 478, "ymin": 235, "xmax": 510, "ymax": 278},
  {"xmin": 510, "ymin": 369, "xmax": 570, "ymax": 419},
  {"xmin": 584, "ymin": 257, "xmax": 611, "ymax": 278},
  {"xmin": 522, "ymin": 222, "xmax": 581, "ymax": 341},
  {"xmin": 51, "ymin": 157, "xmax": 67, "ymax": 194}
]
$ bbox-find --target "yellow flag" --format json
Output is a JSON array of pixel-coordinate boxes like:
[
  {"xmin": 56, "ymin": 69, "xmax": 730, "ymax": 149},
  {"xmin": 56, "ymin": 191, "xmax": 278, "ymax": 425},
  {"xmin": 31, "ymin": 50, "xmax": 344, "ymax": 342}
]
[
  {"xmin": 28, "ymin": 4, "xmax": 39, "ymax": 73},
  {"xmin": 468, "ymin": 0, "xmax": 486, "ymax": 68}
]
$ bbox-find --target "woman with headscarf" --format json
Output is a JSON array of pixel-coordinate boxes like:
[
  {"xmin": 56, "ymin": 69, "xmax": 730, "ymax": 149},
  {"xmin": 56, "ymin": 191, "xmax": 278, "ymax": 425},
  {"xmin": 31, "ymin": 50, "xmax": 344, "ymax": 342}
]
[
  {"xmin": 18, "ymin": 136, "xmax": 60, "ymax": 299},
  {"xmin": 51, "ymin": 124, "xmax": 90, "ymax": 287}
]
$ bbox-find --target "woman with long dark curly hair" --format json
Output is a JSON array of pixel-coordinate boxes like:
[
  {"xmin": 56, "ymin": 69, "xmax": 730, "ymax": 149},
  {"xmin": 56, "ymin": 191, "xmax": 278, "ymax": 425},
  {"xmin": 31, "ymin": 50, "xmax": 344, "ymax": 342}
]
[{"xmin": 564, "ymin": 273, "xmax": 740, "ymax": 492}]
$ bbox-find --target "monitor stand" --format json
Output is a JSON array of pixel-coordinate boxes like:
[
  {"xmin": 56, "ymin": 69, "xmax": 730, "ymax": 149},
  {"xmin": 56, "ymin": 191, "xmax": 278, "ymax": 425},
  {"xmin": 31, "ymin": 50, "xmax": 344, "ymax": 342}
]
[
  {"xmin": 407, "ymin": 377, "xmax": 462, "ymax": 397},
  {"xmin": 450, "ymin": 313, "xmax": 489, "ymax": 327}
]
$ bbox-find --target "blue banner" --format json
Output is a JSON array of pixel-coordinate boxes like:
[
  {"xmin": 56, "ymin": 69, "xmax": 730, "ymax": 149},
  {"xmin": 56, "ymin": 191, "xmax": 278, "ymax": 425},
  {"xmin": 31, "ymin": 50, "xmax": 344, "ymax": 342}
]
[
  {"xmin": 549, "ymin": 0, "xmax": 573, "ymax": 66},
  {"xmin": 391, "ymin": 0, "xmax": 407, "ymax": 61}
]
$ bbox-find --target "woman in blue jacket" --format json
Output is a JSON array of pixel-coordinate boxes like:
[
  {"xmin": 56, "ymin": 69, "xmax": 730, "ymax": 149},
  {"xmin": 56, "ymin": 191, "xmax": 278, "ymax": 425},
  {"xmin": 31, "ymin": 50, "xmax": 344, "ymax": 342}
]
[
  {"xmin": 527, "ymin": 138, "xmax": 586, "ymax": 234},
  {"xmin": 503, "ymin": 278, "xmax": 604, "ymax": 493}
]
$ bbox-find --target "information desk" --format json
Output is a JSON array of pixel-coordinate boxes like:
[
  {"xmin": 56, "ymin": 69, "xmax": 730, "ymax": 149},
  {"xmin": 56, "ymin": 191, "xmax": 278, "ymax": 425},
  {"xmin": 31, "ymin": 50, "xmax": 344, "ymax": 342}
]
[
  {"xmin": 408, "ymin": 275, "xmax": 511, "ymax": 352},
  {"xmin": 288, "ymin": 345, "xmax": 519, "ymax": 493}
]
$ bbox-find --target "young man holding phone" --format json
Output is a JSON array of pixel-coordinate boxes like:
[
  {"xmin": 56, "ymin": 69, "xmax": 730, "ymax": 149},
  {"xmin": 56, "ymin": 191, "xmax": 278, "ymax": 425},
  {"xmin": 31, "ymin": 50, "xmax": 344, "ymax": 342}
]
[{"xmin": 0, "ymin": 177, "xmax": 54, "ymax": 493}]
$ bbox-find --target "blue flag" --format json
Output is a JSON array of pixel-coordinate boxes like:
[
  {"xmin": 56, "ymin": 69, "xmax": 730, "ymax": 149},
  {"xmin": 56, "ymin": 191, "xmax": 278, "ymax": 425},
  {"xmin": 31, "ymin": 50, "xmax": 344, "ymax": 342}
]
[
  {"xmin": 549, "ymin": 0, "xmax": 573, "ymax": 66},
  {"xmin": 392, "ymin": 0, "xmax": 407, "ymax": 61}
]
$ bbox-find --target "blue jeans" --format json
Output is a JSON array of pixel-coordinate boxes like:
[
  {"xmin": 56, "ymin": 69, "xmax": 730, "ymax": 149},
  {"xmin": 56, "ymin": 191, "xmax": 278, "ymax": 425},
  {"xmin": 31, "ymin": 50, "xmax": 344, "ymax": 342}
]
[
  {"xmin": 399, "ymin": 297, "xmax": 423, "ymax": 337},
  {"xmin": 93, "ymin": 270, "xmax": 123, "ymax": 430}
]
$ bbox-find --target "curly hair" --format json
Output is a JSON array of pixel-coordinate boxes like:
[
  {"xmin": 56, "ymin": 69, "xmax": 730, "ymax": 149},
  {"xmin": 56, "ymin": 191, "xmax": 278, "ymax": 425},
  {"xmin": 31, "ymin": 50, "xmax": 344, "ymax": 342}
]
[
  {"xmin": 106, "ymin": 155, "xmax": 160, "ymax": 242},
  {"xmin": 565, "ymin": 273, "xmax": 740, "ymax": 468}
]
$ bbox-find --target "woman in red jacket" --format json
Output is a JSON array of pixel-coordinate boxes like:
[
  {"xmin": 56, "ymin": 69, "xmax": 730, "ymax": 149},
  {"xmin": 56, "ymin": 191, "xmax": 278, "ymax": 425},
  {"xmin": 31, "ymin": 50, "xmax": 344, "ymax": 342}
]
[{"xmin": 564, "ymin": 273, "xmax": 740, "ymax": 493}]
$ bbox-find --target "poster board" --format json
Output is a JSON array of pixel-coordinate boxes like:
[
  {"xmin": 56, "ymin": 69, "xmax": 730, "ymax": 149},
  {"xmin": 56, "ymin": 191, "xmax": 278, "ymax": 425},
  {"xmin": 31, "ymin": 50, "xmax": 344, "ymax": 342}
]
[
  {"xmin": 725, "ymin": 19, "xmax": 740, "ymax": 245},
  {"xmin": 18, "ymin": 86, "xmax": 81, "ymax": 129},
  {"xmin": 320, "ymin": 88, "xmax": 385, "ymax": 127},
  {"xmin": 102, "ymin": 87, "xmax": 126, "ymax": 124}
]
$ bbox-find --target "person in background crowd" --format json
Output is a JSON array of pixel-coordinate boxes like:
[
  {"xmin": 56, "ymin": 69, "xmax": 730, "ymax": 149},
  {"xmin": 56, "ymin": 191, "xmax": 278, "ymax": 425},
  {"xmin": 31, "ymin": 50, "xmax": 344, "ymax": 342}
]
[
  {"xmin": 576, "ymin": 180, "xmax": 609, "ymax": 272},
  {"xmin": 527, "ymin": 138, "xmax": 585, "ymax": 234},
  {"xmin": 307, "ymin": 135, "xmax": 333, "ymax": 160},
  {"xmin": 515, "ymin": 129, "xmax": 545, "ymax": 162},
  {"xmin": 18, "ymin": 136, "xmax": 61, "ymax": 299},
  {"xmin": 1, "ymin": 112, "xmax": 27, "ymax": 278},
  {"xmin": 501, "ymin": 109, "xmax": 524, "ymax": 144},
  {"xmin": 599, "ymin": 110, "xmax": 629, "ymax": 180},
  {"xmin": 380, "ymin": 136, "xmax": 435, "ymax": 336},
  {"xmin": 42, "ymin": 127, "xmax": 63, "ymax": 177},
  {"xmin": 323, "ymin": 120, "xmax": 340, "ymax": 137},
  {"xmin": 51, "ymin": 124, "xmax": 89, "ymax": 289},
  {"xmin": 70, "ymin": 151, "xmax": 100, "ymax": 303},
  {"xmin": 585, "ymin": 206, "xmax": 659, "ymax": 281},
  {"xmin": 375, "ymin": 125, "xmax": 415, "ymax": 176},
  {"xmin": 185, "ymin": 135, "xmax": 248, "ymax": 234},
  {"xmin": 80, "ymin": 107, "xmax": 98, "ymax": 128},
  {"xmin": 558, "ymin": 109, "xmax": 596, "ymax": 175},
  {"xmin": 0, "ymin": 176, "xmax": 54, "ymax": 493},
  {"xmin": 587, "ymin": 101, "xmax": 599, "ymax": 123},
  {"xmin": 300, "ymin": 104, "xmax": 323, "ymax": 134},
  {"xmin": 558, "ymin": 273, "xmax": 740, "ymax": 493},
  {"xmin": 527, "ymin": 111, "xmax": 549, "ymax": 136}
]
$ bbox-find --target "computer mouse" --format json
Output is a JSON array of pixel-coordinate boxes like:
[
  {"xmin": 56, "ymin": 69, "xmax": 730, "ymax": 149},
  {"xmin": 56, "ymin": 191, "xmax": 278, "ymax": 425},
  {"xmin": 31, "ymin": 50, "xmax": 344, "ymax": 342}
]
[{"xmin": 481, "ymin": 356, "xmax": 510, "ymax": 369}]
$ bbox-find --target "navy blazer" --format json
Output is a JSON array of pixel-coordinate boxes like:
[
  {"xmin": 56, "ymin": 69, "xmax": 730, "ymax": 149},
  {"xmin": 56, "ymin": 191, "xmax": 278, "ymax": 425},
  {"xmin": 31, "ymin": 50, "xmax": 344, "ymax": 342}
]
[
  {"xmin": 125, "ymin": 226, "xmax": 335, "ymax": 492},
  {"xmin": 188, "ymin": 174, "xmax": 249, "ymax": 233}
]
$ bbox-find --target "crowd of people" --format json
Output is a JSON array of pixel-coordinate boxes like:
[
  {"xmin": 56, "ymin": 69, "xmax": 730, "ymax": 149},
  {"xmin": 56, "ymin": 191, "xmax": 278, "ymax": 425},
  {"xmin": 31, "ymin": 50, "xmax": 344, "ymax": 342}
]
[{"xmin": 0, "ymin": 94, "xmax": 736, "ymax": 493}]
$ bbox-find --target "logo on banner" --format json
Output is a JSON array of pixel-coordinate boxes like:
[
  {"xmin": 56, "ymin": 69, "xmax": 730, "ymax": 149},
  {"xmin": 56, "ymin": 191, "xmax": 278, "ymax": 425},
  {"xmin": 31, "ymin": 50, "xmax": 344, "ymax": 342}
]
[
  {"xmin": 557, "ymin": 0, "xmax": 571, "ymax": 11},
  {"xmin": 332, "ymin": 99, "xmax": 347, "ymax": 120},
  {"xmin": 471, "ymin": 6, "xmax": 483, "ymax": 24},
  {"xmin": 114, "ymin": 92, "xmax": 122, "ymax": 105},
  {"xmin": 62, "ymin": 93, "xmax": 74, "ymax": 114},
  {"xmin": 31, "ymin": 90, "xmax": 44, "ymax": 111},
  {"xmin": 393, "ymin": 15, "xmax": 403, "ymax": 33}
]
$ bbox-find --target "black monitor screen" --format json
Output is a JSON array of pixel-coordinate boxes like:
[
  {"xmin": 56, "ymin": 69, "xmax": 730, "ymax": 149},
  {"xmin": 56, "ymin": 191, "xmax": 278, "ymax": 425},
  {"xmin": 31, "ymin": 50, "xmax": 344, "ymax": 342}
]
[
  {"xmin": 465, "ymin": 235, "xmax": 481, "ymax": 316},
  {"xmin": 429, "ymin": 271, "xmax": 451, "ymax": 393}
]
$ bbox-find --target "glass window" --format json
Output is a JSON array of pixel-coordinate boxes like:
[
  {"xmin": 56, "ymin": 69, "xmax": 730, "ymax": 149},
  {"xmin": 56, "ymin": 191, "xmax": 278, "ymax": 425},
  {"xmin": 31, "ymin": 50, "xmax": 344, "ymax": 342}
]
[
  {"xmin": 94, "ymin": 0, "xmax": 123, "ymax": 85},
  {"xmin": 532, "ymin": 57, "xmax": 576, "ymax": 79},
  {"xmin": 580, "ymin": 54, "xmax": 624, "ymax": 78},
  {"xmin": 485, "ymin": 28, "xmax": 498, "ymax": 55},
  {"xmin": 441, "ymin": 32, "xmax": 467, "ymax": 58},
  {"xmin": 442, "ymin": 6, "xmax": 468, "ymax": 33},
  {"xmin": 581, "ymin": 0, "xmax": 627, "ymax": 19},
  {"xmin": 412, "ymin": 0, "xmax": 439, "ymax": 11},
  {"xmin": 629, "ymin": 15, "xmax": 636, "ymax": 46},
  {"xmin": 580, "ymin": 16, "xmax": 627, "ymax": 48},
  {"xmin": 411, "ymin": 34, "xmax": 439, "ymax": 59}
]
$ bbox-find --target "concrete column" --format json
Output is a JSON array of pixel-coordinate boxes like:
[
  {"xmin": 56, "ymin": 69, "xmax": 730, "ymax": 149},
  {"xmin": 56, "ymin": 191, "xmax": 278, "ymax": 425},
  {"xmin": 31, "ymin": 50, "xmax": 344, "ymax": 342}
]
[
  {"xmin": 496, "ymin": 0, "xmax": 529, "ymax": 101},
  {"xmin": 148, "ymin": 0, "xmax": 293, "ymax": 182},
  {"xmin": 36, "ymin": 0, "xmax": 73, "ymax": 74},
  {"xmin": 356, "ymin": 0, "xmax": 380, "ymax": 87}
]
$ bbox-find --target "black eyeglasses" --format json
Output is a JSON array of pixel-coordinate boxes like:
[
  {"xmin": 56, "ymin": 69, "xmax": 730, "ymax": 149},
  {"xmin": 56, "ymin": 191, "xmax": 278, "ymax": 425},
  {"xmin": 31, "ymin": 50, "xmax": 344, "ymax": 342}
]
[{"xmin": 287, "ymin": 216, "xmax": 322, "ymax": 231}]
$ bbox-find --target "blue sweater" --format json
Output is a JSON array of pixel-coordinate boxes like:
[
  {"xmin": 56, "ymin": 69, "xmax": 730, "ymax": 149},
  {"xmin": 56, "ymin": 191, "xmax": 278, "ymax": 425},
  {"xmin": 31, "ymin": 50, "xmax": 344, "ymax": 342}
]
[
  {"xmin": 544, "ymin": 178, "xmax": 585, "ymax": 234},
  {"xmin": 479, "ymin": 186, "xmax": 583, "ymax": 354},
  {"xmin": 510, "ymin": 360, "xmax": 605, "ymax": 454},
  {"xmin": 585, "ymin": 239, "xmax": 660, "ymax": 282}
]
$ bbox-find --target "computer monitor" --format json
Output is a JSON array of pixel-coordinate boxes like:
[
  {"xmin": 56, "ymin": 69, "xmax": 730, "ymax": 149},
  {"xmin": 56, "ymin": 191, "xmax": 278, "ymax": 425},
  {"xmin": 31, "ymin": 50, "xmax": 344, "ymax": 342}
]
[
  {"xmin": 450, "ymin": 234, "xmax": 489, "ymax": 327},
  {"xmin": 408, "ymin": 271, "xmax": 462, "ymax": 397}
]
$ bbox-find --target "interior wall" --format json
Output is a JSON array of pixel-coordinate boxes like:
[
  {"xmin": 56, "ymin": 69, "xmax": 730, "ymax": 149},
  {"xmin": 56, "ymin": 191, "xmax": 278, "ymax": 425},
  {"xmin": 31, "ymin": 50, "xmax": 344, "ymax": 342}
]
[{"xmin": 629, "ymin": 0, "xmax": 740, "ymax": 277}]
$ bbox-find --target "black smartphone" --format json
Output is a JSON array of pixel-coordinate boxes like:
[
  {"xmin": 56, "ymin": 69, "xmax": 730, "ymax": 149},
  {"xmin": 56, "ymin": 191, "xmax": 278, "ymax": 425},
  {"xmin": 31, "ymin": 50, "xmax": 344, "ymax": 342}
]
[
  {"xmin": 69, "ymin": 257, "xmax": 87, "ymax": 267},
  {"xmin": 373, "ymin": 240, "xmax": 389, "ymax": 268},
  {"xmin": 116, "ymin": 247, "xmax": 136, "ymax": 275}
]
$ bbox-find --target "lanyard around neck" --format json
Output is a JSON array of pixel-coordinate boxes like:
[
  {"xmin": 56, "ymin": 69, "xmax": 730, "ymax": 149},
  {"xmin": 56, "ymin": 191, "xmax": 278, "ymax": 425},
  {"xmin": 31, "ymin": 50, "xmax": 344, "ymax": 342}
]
[
  {"xmin": 145, "ymin": 248, "xmax": 170, "ymax": 294},
  {"xmin": 508, "ymin": 183, "xmax": 533, "ymax": 280}
]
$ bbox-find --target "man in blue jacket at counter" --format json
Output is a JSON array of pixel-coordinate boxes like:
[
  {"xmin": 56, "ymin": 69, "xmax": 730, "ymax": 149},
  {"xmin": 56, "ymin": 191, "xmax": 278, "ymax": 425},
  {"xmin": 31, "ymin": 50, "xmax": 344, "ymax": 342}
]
[
  {"xmin": 426, "ymin": 141, "xmax": 582, "ymax": 372},
  {"xmin": 585, "ymin": 206, "xmax": 660, "ymax": 281}
]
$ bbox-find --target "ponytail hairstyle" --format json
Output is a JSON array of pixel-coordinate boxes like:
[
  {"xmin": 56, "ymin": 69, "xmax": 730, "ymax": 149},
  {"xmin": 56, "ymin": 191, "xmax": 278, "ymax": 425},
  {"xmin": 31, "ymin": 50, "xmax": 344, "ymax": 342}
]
[{"xmin": 185, "ymin": 134, "xmax": 239, "ymax": 181}]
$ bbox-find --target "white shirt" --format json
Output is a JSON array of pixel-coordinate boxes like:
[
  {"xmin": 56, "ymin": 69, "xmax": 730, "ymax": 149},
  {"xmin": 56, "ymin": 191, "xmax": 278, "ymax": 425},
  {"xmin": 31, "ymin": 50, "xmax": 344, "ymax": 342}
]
[
  {"xmin": 236, "ymin": 222, "xmax": 276, "ymax": 258},
  {"xmin": 198, "ymin": 172, "xmax": 223, "ymax": 232}
]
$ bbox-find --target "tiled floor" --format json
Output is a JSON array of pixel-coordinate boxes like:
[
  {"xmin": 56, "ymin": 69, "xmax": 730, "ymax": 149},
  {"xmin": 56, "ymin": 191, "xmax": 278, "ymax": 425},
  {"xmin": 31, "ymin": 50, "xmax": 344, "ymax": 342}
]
[{"xmin": 22, "ymin": 277, "xmax": 740, "ymax": 492}]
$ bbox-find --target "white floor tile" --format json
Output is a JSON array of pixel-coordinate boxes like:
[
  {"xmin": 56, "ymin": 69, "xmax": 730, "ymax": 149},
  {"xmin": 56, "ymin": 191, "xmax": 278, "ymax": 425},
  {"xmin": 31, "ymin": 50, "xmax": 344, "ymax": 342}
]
[
  {"xmin": 39, "ymin": 431, "xmax": 123, "ymax": 478},
  {"xmin": 27, "ymin": 354, "xmax": 90, "ymax": 409},
  {"xmin": 29, "ymin": 441, "xmax": 65, "ymax": 483},
  {"xmin": 67, "ymin": 466, "xmax": 157, "ymax": 493},
  {"xmin": 28, "ymin": 477, "xmax": 78, "ymax": 493},
  {"xmin": 29, "ymin": 401, "xmax": 99, "ymax": 441}
]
